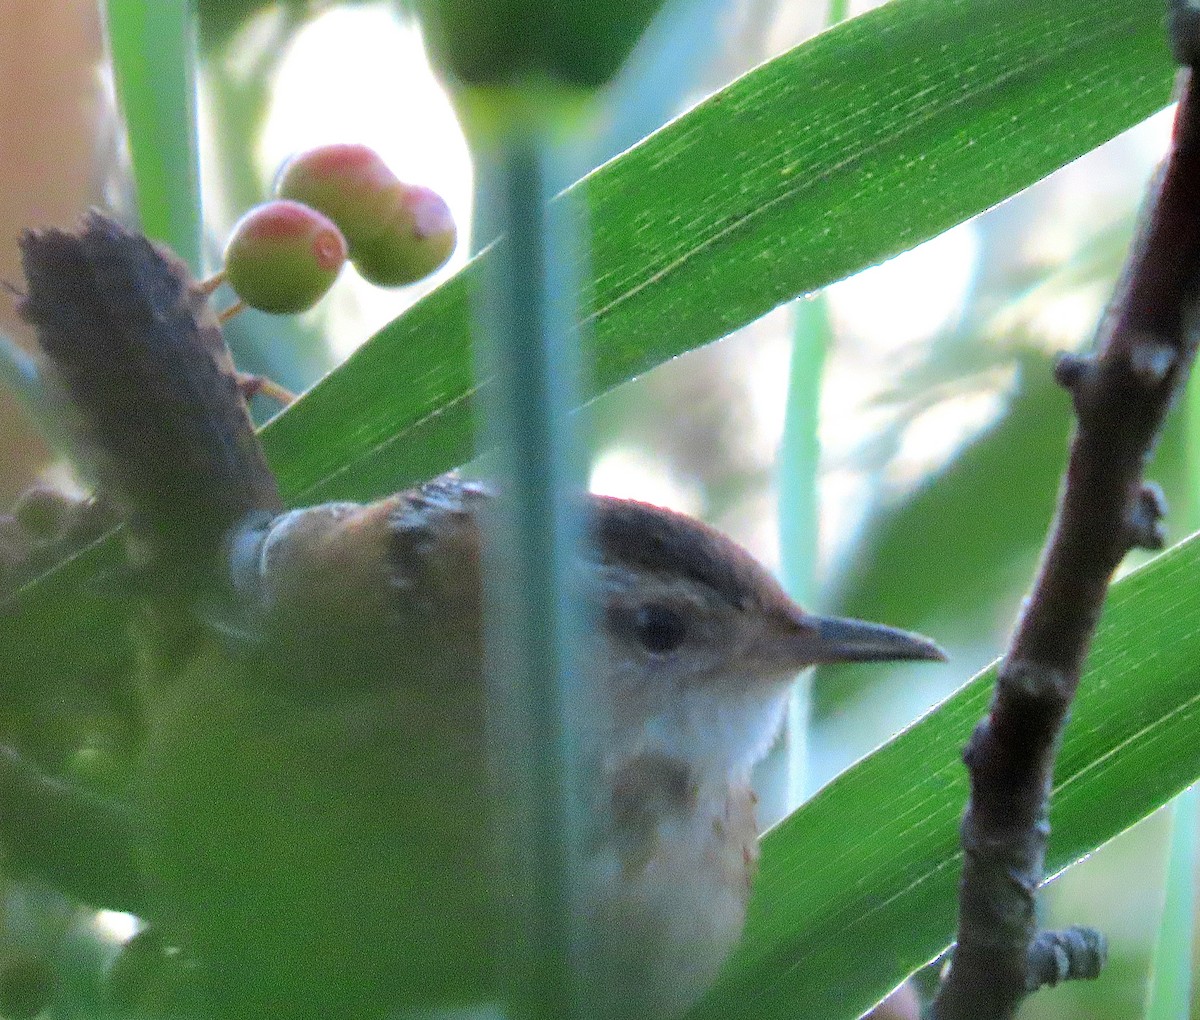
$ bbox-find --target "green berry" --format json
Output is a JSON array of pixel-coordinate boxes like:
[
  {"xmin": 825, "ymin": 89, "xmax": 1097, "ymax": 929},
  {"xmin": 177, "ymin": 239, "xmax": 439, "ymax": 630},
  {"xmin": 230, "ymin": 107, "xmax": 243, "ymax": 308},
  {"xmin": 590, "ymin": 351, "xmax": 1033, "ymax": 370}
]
[
  {"xmin": 223, "ymin": 200, "xmax": 347, "ymax": 314},
  {"xmin": 276, "ymin": 144, "xmax": 395, "ymax": 229},
  {"xmin": 350, "ymin": 183, "xmax": 456, "ymax": 287},
  {"xmin": 276, "ymin": 145, "xmax": 456, "ymax": 287}
]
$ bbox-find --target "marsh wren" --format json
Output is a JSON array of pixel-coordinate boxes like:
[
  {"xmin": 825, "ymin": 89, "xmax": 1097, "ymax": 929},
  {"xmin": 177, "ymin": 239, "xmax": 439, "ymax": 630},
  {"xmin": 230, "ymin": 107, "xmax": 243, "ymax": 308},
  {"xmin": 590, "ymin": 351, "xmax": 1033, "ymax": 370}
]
[
  {"xmin": 16, "ymin": 214, "xmax": 944, "ymax": 1019},
  {"xmin": 133, "ymin": 477, "xmax": 944, "ymax": 1018}
]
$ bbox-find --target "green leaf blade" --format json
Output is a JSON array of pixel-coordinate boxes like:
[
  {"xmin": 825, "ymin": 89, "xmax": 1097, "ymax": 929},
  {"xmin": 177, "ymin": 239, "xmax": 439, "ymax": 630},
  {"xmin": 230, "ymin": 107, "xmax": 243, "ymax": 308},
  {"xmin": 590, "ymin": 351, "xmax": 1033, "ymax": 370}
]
[
  {"xmin": 263, "ymin": 267, "xmax": 480, "ymax": 504},
  {"xmin": 264, "ymin": 0, "xmax": 1174, "ymax": 505},
  {"xmin": 584, "ymin": 1, "xmax": 1167, "ymax": 375}
]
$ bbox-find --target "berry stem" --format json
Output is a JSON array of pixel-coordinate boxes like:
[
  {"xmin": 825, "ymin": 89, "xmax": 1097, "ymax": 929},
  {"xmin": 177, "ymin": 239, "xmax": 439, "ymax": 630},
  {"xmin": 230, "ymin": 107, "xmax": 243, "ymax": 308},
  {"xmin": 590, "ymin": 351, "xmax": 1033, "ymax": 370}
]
[
  {"xmin": 198, "ymin": 269, "xmax": 226, "ymax": 296},
  {"xmin": 235, "ymin": 372, "xmax": 297, "ymax": 407},
  {"xmin": 217, "ymin": 298, "xmax": 246, "ymax": 324}
]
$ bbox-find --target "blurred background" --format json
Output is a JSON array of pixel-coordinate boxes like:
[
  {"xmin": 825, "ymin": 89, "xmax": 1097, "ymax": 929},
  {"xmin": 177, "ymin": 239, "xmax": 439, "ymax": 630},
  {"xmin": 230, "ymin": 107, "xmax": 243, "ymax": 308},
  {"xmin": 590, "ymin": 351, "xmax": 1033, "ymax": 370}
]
[{"xmin": 0, "ymin": 0, "xmax": 1189, "ymax": 1017}]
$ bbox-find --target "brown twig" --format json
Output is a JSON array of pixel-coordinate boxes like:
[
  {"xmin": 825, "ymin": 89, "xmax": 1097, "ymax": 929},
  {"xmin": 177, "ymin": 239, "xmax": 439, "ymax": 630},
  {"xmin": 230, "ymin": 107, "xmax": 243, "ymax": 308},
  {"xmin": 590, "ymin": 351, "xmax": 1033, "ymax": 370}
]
[
  {"xmin": 929, "ymin": 54, "xmax": 1200, "ymax": 1020},
  {"xmin": 235, "ymin": 371, "xmax": 297, "ymax": 407}
]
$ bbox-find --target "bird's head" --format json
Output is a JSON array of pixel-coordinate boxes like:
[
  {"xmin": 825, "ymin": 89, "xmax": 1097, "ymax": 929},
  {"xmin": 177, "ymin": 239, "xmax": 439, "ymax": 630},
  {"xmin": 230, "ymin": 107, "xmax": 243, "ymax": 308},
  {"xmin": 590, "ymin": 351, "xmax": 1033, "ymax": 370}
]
[{"xmin": 583, "ymin": 495, "xmax": 945, "ymax": 776}]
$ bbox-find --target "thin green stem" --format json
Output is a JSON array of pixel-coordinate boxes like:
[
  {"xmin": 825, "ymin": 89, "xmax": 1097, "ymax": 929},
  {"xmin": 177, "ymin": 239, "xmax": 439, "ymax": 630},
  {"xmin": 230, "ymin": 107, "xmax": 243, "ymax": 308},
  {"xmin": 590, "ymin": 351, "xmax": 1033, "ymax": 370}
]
[
  {"xmin": 1145, "ymin": 789, "xmax": 1198, "ymax": 1019},
  {"xmin": 104, "ymin": 0, "xmax": 203, "ymax": 274},
  {"xmin": 772, "ymin": 0, "xmax": 846, "ymax": 811},
  {"xmin": 779, "ymin": 298, "xmax": 829, "ymax": 614},
  {"xmin": 1143, "ymin": 371, "xmax": 1200, "ymax": 1019},
  {"xmin": 475, "ymin": 121, "xmax": 587, "ymax": 1020},
  {"xmin": 777, "ymin": 296, "xmax": 830, "ymax": 804}
]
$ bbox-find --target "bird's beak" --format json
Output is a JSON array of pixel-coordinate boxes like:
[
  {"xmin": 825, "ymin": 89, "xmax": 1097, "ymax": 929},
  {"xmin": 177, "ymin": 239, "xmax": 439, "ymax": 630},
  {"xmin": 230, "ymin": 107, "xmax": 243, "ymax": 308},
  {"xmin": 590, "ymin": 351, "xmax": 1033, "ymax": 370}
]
[{"xmin": 771, "ymin": 610, "xmax": 947, "ymax": 667}]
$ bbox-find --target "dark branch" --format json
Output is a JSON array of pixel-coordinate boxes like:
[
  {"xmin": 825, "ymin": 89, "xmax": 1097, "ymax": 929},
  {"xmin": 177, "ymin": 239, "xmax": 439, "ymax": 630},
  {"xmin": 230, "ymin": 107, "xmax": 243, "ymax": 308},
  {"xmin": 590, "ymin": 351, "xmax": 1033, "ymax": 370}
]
[{"xmin": 930, "ymin": 54, "xmax": 1200, "ymax": 1020}]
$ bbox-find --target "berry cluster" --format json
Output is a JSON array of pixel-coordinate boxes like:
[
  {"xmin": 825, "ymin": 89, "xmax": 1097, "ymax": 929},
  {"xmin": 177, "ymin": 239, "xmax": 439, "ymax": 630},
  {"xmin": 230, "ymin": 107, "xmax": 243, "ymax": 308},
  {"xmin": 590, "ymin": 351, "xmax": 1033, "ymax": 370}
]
[{"xmin": 215, "ymin": 144, "xmax": 456, "ymax": 317}]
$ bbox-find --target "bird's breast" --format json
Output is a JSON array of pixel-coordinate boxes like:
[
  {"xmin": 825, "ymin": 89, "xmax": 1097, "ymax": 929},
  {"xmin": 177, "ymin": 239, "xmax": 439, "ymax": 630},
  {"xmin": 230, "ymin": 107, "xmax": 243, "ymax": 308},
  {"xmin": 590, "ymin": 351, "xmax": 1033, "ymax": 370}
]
[{"xmin": 583, "ymin": 752, "xmax": 759, "ymax": 1016}]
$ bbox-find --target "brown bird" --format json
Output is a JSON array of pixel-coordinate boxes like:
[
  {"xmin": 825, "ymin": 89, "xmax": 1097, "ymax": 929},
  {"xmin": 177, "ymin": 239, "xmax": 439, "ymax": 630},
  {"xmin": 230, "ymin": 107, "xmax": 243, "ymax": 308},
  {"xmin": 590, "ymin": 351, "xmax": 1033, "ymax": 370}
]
[
  {"xmin": 12, "ymin": 213, "xmax": 945, "ymax": 1019},
  {"xmin": 142, "ymin": 476, "xmax": 942, "ymax": 1019}
]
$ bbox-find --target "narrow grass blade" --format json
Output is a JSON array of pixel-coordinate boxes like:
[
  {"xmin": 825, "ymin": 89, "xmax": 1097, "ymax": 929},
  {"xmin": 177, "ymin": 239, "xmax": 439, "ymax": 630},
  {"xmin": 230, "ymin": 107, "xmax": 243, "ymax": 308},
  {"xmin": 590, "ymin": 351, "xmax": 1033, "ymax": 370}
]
[{"xmin": 104, "ymin": 0, "xmax": 203, "ymax": 273}]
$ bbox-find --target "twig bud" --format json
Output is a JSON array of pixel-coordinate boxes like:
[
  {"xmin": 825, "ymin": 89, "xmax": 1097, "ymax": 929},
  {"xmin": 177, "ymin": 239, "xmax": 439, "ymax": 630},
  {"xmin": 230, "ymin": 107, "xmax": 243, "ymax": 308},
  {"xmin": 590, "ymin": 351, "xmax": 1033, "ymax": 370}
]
[{"xmin": 1127, "ymin": 482, "xmax": 1168, "ymax": 551}]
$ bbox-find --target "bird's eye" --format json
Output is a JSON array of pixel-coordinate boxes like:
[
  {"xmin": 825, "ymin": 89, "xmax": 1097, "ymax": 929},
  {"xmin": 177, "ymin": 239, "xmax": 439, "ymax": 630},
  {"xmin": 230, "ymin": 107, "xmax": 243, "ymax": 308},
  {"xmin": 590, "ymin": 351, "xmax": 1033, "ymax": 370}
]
[{"xmin": 633, "ymin": 604, "xmax": 687, "ymax": 655}]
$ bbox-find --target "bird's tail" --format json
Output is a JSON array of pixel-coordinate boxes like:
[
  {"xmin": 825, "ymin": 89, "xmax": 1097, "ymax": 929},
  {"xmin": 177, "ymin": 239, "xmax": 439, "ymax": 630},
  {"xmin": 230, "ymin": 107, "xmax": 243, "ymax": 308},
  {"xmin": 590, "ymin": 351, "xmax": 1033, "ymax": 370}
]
[{"xmin": 17, "ymin": 211, "xmax": 281, "ymax": 572}]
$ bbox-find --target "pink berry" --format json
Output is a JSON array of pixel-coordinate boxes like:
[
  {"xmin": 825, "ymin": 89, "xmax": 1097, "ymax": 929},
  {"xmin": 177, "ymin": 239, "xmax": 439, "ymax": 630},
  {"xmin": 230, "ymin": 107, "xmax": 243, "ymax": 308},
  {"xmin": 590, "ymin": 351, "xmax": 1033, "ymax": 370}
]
[
  {"xmin": 276, "ymin": 144, "xmax": 396, "ymax": 204},
  {"xmin": 276, "ymin": 144, "xmax": 456, "ymax": 287},
  {"xmin": 223, "ymin": 200, "xmax": 347, "ymax": 314}
]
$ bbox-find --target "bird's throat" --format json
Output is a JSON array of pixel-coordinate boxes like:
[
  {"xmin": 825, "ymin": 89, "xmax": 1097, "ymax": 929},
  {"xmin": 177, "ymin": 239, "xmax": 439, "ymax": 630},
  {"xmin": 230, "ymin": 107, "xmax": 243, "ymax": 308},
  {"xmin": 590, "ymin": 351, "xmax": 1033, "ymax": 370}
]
[{"xmin": 640, "ymin": 683, "xmax": 791, "ymax": 780}]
